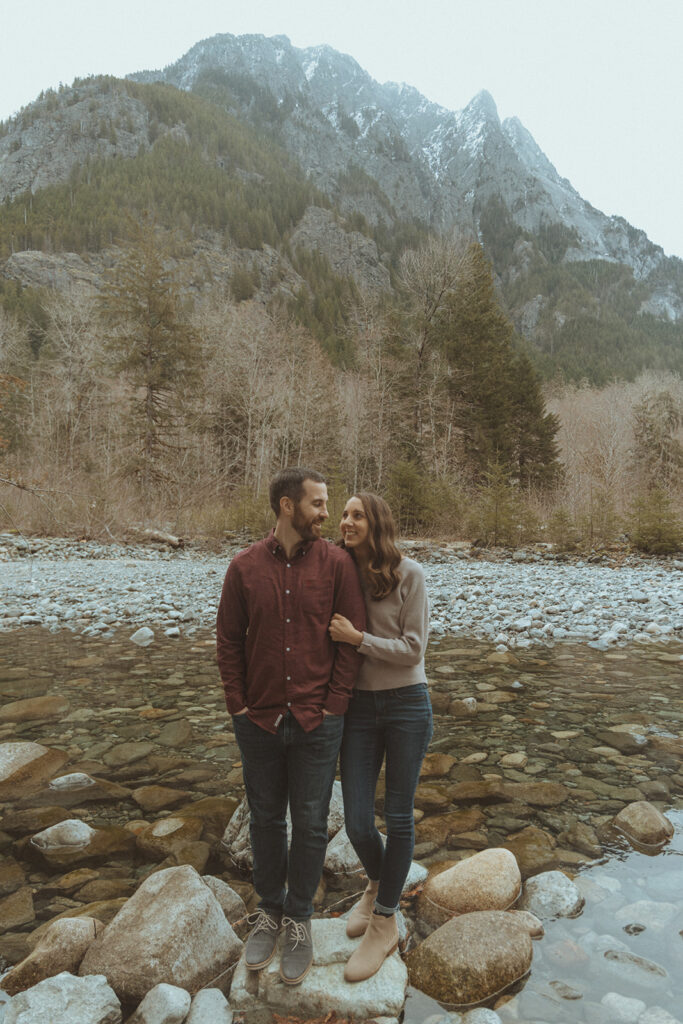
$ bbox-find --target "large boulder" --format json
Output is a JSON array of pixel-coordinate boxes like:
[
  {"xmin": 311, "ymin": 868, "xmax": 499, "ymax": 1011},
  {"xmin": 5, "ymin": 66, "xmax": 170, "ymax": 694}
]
[
  {"xmin": 5, "ymin": 971, "xmax": 121, "ymax": 1024},
  {"xmin": 201, "ymin": 875, "xmax": 248, "ymax": 925},
  {"xmin": 1, "ymin": 917, "xmax": 105, "ymax": 996},
  {"xmin": 230, "ymin": 918, "xmax": 406, "ymax": 1019},
  {"xmin": 613, "ymin": 802, "xmax": 674, "ymax": 847},
  {"xmin": 324, "ymin": 826, "xmax": 363, "ymax": 874},
  {"xmin": 0, "ymin": 742, "xmax": 69, "ymax": 801},
  {"xmin": 222, "ymin": 783, "xmax": 345, "ymax": 870},
  {"xmin": 407, "ymin": 910, "xmax": 533, "ymax": 1006},
  {"xmin": 417, "ymin": 849, "xmax": 521, "ymax": 929},
  {"xmin": 79, "ymin": 865, "xmax": 242, "ymax": 1005}
]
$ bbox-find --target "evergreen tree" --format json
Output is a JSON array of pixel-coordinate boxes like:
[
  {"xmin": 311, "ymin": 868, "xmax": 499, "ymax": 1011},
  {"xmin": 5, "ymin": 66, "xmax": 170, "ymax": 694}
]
[
  {"xmin": 438, "ymin": 244, "xmax": 560, "ymax": 487},
  {"xmin": 101, "ymin": 218, "xmax": 199, "ymax": 514},
  {"xmin": 472, "ymin": 461, "xmax": 518, "ymax": 546},
  {"xmin": 631, "ymin": 389, "xmax": 683, "ymax": 488},
  {"xmin": 627, "ymin": 488, "xmax": 682, "ymax": 554}
]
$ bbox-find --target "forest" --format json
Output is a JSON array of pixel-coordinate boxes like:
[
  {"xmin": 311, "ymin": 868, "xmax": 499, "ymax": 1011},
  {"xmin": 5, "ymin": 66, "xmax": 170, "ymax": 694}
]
[{"xmin": 1, "ymin": 221, "xmax": 681, "ymax": 554}]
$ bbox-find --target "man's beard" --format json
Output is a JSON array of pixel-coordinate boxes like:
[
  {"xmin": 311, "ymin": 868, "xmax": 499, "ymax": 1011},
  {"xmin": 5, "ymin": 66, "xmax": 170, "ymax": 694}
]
[{"xmin": 292, "ymin": 506, "xmax": 322, "ymax": 542}]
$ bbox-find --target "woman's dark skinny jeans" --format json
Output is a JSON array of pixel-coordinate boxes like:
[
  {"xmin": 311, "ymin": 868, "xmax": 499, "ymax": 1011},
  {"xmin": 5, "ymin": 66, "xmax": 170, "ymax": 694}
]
[{"xmin": 340, "ymin": 683, "xmax": 433, "ymax": 914}]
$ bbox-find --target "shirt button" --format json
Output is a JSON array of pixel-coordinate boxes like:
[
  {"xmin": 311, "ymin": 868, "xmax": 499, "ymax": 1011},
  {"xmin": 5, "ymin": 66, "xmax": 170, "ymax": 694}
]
[
  {"xmin": 286, "ymin": 618, "xmax": 291, "ymax": 623},
  {"xmin": 287, "ymin": 563, "xmax": 291, "ymax": 568},
  {"xmin": 287, "ymin": 701, "xmax": 291, "ymax": 707},
  {"xmin": 285, "ymin": 589, "xmax": 290, "ymax": 595},
  {"xmin": 286, "ymin": 676, "xmax": 291, "ymax": 681},
  {"xmin": 286, "ymin": 647, "xmax": 291, "ymax": 652}
]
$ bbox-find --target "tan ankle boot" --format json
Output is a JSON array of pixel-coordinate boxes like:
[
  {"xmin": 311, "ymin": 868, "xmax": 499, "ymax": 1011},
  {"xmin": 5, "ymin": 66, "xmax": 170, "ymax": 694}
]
[
  {"xmin": 346, "ymin": 880, "xmax": 379, "ymax": 938},
  {"xmin": 344, "ymin": 911, "xmax": 399, "ymax": 982}
]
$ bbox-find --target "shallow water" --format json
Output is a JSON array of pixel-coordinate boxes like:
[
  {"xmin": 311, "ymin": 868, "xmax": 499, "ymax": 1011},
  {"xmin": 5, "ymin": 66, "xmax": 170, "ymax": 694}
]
[{"xmin": 1, "ymin": 628, "xmax": 681, "ymax": 1020}]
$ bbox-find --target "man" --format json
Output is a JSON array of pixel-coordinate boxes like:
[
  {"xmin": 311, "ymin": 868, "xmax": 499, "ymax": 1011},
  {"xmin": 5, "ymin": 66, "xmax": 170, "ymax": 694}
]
[{"xmin": 217, "ymin": 467, "xmax": 366, "ymax": 985}]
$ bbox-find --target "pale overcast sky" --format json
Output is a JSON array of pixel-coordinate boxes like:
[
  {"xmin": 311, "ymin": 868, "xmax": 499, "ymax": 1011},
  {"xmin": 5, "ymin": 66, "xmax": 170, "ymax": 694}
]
[{"xmin": 1, "ymin": 0, "xmax": 681, "ymax": 257}]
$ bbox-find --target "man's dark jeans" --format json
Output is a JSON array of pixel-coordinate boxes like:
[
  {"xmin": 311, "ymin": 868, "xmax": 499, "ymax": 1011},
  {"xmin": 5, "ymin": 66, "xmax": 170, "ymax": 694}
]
[
  {"xmin": 232, "ymin": 711, "xmax": 343, "ymax": 921},
  {"xmin": 340, "ymin": 683, "xmax": 433, "ymax": 913}
]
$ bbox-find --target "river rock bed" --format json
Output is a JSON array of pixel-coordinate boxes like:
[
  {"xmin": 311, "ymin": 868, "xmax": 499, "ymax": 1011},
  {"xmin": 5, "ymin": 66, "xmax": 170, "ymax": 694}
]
[
  {"xmin": 1, "ymin": 534, "xmax": 681, "ymax": 651},
  {"xmin": 0, "ymin": 622, "xmax": 682, "ymax": 1022}
]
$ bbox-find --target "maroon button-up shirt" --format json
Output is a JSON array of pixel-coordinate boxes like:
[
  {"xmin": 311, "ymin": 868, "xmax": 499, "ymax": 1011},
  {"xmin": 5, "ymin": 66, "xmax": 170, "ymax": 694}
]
[{"xmin": 216, "ymin": 530, "xmax": 366, "ymax": 733}]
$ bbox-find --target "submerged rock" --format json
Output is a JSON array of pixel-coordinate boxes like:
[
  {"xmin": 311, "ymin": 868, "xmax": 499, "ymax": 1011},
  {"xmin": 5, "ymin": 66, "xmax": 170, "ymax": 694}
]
[
  {"xmin": 518, "ymin": 870, "xmax": 584, "ymax": 920},
  {"xmin": 613, "ymin": 801, "xmax": 674, "ymax": 847},
  {"xmin": 30, "ymin": 819, "xmax": 135, "ymax": 867}
]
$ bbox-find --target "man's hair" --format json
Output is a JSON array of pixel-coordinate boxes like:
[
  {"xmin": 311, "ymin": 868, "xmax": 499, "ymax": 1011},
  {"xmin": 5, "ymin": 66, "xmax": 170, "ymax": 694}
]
[{"xmin": 269, "ymin": 467, "xmax": 326, "ymax": 516}]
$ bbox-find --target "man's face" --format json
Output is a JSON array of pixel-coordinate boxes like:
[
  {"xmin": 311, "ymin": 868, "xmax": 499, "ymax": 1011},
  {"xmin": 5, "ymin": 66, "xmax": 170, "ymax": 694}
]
[{"xmin": 291, "ymin": 480, "xmax": 329, "ymax": 542}]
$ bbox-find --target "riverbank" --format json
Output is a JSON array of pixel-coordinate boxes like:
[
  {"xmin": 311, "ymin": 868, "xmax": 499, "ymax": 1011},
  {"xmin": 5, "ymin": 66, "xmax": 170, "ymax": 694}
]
[{"xmin": 1, "ymin": 534, "xmax": 681, "ymax": 652}]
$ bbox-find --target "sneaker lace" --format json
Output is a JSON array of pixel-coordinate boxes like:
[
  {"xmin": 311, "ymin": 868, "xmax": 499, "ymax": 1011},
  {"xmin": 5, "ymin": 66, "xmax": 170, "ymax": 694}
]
[
  {"xmin": 247, "ymin": 909, "xmax": 280, "ymax": 935},
  {"xmin": 282, "ymin": 916, "xmax": 309, "ymax": 949}
]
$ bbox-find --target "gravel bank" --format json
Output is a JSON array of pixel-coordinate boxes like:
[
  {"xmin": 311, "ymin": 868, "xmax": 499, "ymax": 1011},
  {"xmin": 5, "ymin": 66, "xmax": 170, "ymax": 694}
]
[{"xmin": 1, "ymin": 534, "xmax": 681, "ymax": 651}]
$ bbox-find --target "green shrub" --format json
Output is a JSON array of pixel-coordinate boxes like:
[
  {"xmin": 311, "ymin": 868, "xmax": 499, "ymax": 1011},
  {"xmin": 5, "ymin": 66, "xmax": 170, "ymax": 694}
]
[
  {"xmin": 627, "ymin": 489, "xmax": 682, "ymax": 554},
  {"xmin": 546, "ymin": 507, "xmax": 580, "ymax": 551}
]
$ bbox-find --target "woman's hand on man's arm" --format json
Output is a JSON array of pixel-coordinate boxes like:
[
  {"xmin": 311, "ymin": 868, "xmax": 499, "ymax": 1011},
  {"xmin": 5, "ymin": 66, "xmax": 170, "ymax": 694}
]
[{"xmin": 329, "ymin": 613, "xmax": 364, "ymax": 647}]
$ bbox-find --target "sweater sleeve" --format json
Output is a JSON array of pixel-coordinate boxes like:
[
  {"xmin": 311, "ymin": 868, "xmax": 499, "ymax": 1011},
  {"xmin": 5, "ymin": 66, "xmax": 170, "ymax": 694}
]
[{"xmin": 357, "ymin": 561, "xmax": 429, "ymax": 666}]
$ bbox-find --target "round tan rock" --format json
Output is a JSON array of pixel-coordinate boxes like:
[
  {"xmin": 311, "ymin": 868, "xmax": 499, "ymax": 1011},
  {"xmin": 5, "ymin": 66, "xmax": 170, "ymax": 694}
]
[
  {"xmin": 407, "ymin": 910, "xmax": 533, "ymax": 1005},
  {"xmin": 420, "ymin": 753, "xmax": 457, "ymax": 778},
  {"xmin": 613, "ymin": 801, "xmax": 674, "ymax": 847},
  {"xmin": 418, "ymin": 848, "xmax": 521, "ymax": 929},
  {"xmin": 500, "ymin": 752, "xmax": 528, "ymax": 768},
  {"xmin": 131, "ymin": 785, "xmax": 191, "ymax": 813}
]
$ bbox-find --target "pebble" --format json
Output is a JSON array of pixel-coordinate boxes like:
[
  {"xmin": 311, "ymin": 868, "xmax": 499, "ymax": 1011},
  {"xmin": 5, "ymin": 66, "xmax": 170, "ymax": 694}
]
[{"xmin": 0, "ymin": 536, "xmax": 680, "ymax": 649}]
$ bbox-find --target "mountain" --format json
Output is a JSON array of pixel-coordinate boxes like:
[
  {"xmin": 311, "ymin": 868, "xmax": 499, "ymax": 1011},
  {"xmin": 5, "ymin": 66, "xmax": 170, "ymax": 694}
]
[{"xmin": 1, "ymin": 32, "xmax": 681, "ymax": 382}]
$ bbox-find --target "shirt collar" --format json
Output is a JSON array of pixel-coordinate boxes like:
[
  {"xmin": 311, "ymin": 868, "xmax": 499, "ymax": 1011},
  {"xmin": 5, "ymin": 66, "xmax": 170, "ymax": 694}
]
[{"xmin": 266, "ymin": 528, "xmax": 314, "ymax": 560}]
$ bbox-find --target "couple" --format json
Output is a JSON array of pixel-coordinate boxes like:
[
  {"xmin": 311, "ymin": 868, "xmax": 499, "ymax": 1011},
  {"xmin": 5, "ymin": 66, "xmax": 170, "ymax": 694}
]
[{"xmin": 216, "ymin": 467, "xmax": 433, "ymax": 986}]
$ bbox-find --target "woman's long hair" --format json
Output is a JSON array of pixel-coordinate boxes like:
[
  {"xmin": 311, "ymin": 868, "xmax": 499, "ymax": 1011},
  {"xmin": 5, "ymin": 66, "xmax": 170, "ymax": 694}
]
[{"xmin": 342, "ymin": 492, "xmax": 402, "ymax": 601}]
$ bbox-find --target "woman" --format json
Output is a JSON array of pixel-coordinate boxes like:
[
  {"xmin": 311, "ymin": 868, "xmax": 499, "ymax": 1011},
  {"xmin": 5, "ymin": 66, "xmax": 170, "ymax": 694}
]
[{"xmin": 328, "ymin": 492, "xmax": 433, "ymax": 982}]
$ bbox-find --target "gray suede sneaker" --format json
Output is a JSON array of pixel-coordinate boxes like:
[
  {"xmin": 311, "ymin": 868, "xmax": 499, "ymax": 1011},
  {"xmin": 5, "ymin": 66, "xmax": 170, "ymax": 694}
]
[
  {"xmin": 245, "ymin": 908, "xmax": 282, "ymax": 970},
  {"xmin": 279, "ymin": 916, "xmax": 313, "ymax": 985}
]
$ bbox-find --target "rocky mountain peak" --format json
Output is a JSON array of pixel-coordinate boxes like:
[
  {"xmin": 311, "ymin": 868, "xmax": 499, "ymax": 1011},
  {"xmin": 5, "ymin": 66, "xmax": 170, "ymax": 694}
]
[{"xmin": 463, "ymin": 89, "xmax": 500, "ymax": 125}]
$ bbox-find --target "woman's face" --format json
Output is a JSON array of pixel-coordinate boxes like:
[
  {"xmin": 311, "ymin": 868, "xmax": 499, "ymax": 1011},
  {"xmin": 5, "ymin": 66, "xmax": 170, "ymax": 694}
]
[{"xmin": 340, "ymin": 496, "xmax": 370, "ymax": 555}]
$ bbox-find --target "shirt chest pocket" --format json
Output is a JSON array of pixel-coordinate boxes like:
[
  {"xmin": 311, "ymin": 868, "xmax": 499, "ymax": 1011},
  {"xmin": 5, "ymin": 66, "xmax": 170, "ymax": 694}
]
[{"xmin": 301, "ymin": 578, "xmax": 334, "ymax": 617}]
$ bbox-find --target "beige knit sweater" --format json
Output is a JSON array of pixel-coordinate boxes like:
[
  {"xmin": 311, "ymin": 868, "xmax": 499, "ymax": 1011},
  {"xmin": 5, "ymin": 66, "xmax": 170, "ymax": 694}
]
[{"xmin": 355, "ymin": 557, "xmax": 429, "ymax": 691}]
